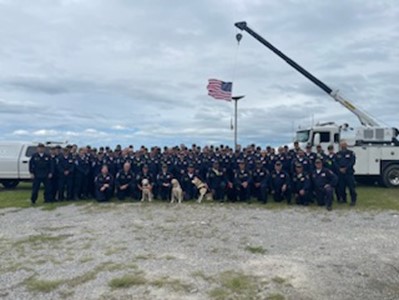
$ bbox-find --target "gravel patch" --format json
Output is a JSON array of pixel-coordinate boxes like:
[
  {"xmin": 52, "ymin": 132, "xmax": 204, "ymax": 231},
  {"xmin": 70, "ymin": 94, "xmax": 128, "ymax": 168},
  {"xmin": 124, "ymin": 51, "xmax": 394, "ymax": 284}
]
[{"xmin": 0, "ymin": 202, "xmax": 398, "ymax": 299}]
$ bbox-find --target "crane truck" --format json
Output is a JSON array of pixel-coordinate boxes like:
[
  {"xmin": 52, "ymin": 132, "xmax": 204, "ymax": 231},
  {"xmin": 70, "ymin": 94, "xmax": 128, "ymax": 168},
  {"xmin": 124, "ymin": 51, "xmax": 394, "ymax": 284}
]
[{"xmin": 235, "ymin": 21, "xmax": 399, "ymax": 187}]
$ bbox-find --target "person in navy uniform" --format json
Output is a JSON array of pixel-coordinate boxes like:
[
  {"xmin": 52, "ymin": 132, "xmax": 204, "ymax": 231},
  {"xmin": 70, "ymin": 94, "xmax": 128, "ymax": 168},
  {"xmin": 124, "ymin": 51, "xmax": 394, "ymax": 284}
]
[
  {"xmin": 57, "ymin": 147, "xmax": 75, "ymax": 201},
  {"xmin": 251, "ymin": 161, "xmax": 269, "ymax": 204},
  {"xmin": 157, "ymin": 164, "xmax": 173, "ymax": 201},
  {"xmin": 335, "ymin": 141, "xmax": 357, "ymax": 205},
  {"xmin": 49, "ymin": 146, "xmax": 59, "ymax": 202},
  {"xmin": 95, "ymin": 165, "xmax": 113, "ymax": 202},
  {"xmin": 291, "ymin": 149, "xmax": 312, "ymax": 176},
  {"xmin": 234, "ymin": 161, "xmax": 252, "ymax": 203},
  {"xmin": 270, "ymin": 161, "xmax": 291, "ymax": 204},
  {"xmin": 29, "ymin": 143, "xmax": 53, "ymax": 204},
  {"xmin": 312, "ymin": 158, "xmax": 338, "ymax": 211},
  {"xmin": 136, "ymin": 165, "xmax": 154, "ymax": 200},
  {"xmin": 115, "ymin": 162, "xmax": 135, "ymax": 200},
  {"xmin": 74, "ymin": 148, "xmax": 90, "ymax": 200},
  {"xmin": 305, "ymin": 144, "xmax": 317, "ymax": 166},
  {"xmin": 206, "ymin": 161, "xmax": 226, "ymax": 202},
  {"xmin": 291, "ymin": 163, "xmax": 311, "ymax": 206},
  {"xmin": 181, "ymin": 164, "xmax": 198, "ymax": 200}
]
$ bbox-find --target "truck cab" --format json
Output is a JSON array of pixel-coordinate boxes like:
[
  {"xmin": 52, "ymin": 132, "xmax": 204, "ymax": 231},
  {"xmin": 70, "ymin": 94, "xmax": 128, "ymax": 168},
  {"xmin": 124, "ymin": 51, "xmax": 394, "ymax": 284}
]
[{"xmin": 295, "ymin": 123, "xmax": 341, "ymax": 152}]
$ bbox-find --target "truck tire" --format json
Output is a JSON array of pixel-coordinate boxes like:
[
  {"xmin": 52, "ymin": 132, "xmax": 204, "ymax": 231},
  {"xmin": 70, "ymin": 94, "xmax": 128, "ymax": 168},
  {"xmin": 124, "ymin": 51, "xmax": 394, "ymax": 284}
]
[
  {"xmin": 382, "ymin": 165, "xmax": 399, "ymax": 188},
  {"xmin": 1, "ymin": 180, "xmax": 20, "ymax": 189}
]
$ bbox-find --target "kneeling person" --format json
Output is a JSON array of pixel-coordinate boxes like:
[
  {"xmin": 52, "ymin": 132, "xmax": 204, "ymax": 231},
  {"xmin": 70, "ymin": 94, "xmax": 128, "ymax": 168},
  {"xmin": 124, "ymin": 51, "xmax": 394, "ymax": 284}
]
[
  {"xmin": 95, "ymin": 165, "xmax": 114, "ymax": 202},
  {"xmin": 292, "ymin": 163, "xmax": 311, "ymax": 206},
  {"xmin": 311, "ymin": 159, "xmax": 338, "ymax": 211},
  {"xmin": 115, "ymin": 162, "xmax": 135, "ymax": 200}
]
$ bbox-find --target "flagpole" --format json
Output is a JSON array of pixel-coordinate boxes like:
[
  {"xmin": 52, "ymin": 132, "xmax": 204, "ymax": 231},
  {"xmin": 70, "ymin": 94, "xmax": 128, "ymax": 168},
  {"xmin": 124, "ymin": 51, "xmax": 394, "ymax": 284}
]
[{"xmin": 232, "ymin": 95, "xmax": 245, "ymax": 151}]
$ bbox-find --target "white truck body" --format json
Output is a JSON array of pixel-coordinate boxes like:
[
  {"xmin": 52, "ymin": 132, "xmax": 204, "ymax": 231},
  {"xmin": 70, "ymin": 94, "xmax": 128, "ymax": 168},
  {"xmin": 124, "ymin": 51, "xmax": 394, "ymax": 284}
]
[{"xmin": 296, "ymin": 124, "xmax": 399, "ymax": 187}]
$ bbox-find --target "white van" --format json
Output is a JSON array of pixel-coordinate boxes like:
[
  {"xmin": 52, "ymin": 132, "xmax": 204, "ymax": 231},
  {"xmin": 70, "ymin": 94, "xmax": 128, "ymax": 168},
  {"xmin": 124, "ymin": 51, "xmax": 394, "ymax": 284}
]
[{"xmin": 0, "ymin": 141, "xmax": 65, "ymax": 188}]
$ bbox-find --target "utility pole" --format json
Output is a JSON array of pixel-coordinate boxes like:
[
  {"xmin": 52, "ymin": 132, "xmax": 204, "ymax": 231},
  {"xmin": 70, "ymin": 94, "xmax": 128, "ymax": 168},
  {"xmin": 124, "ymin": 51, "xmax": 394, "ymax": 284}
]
[{"xmin": 232, "ymin": 95, "xmax": 245, "ymax": 151}]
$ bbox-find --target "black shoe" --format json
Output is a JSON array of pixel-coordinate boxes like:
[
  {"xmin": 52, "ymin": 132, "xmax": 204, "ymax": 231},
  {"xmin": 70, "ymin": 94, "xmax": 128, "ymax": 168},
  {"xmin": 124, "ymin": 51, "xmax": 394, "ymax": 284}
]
[
  {"xmin": 350, "ymin": 202, "xmax": 356, "ymax": 206},
  {"xmin": 327, "ymin": 206, "xmax": 332, "ymax": 211}
]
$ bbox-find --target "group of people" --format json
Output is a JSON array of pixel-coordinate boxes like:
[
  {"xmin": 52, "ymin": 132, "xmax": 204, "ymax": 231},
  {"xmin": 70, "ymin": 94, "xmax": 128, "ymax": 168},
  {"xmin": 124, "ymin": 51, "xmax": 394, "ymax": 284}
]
[{"xmin": 29, "ymin": 140, "xmax": 357, "ymax": 211}]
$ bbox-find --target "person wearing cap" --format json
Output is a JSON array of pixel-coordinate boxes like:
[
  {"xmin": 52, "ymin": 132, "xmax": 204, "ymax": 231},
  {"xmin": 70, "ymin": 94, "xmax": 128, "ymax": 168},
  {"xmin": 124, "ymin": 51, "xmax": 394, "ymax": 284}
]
[
  {"xmin": 292, "ymin": 163, "xmax": 311, "ymax": 206},
  {"xmin": 234, "ymin": 160, "xmax": 252, "ymax": 203},
  {"xmin": 29, "ymin": 143, "xmax": 53, "ymax": 204},
  {"xmin": 291, "ymin": 149, "xmax": 312, "ymax": 175},
  {"xmin": 48, "ymin": 146, "xmax": 59, "ymax": 202},
  {"xmin": 94, "ymin": 165, "xmax": 114, "ymax": 202},
  {"xmin": 157, "ymin": 164, "xmax": 173, "ymax": 201},
  {"xmin": 305, "ymin": 144, "xmax": 317, "ymax": 165},
  {"xmin": 206, "ymin": 161, "xmax": 226, "ymax": 202},
  {"xmin": 252, "ymin": 161, "xmax": 270, "ymax": 204},
  {"xmin": 270, "ymin": 160, "xmax": 292, "ymax": 204},
  {"xmin": 115, "ymin": 162, "xmax": 135, "ymax": 201},
  {"xmin": 136, "ymin": 164, "xmax": 154, "ymax": 200},
  {"xmin": 57, "ymin": 147, "xmax": 75, "ymax": 201},
  {"xmin": 335, "ymin": 141, "xmax": 357, "ymax": 205},
  {"xmin": 74, "ymin": 148, "xmax": 90, "ymax": 200},
  {"xmin": 311, "ymin": 158, "xmax": 338, "ymax": 211},
  {"xmin": 181, "ymin": 164, "xmax": 198, "ymax": 200}
]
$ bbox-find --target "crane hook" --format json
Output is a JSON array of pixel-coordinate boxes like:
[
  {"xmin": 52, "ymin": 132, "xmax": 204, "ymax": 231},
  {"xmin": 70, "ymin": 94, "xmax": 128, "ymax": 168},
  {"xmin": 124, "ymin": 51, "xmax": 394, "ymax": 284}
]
[{"xmin": 236, "ymin": 33, "xmax": 243, "ymax": 44}]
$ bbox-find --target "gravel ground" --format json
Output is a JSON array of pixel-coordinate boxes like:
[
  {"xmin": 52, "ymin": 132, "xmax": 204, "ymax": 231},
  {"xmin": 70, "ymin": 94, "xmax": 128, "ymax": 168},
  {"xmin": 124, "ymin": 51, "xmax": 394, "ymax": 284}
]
[{"xmin": 0, "ymin": 202, "xmax": 398, "ymax": 300}]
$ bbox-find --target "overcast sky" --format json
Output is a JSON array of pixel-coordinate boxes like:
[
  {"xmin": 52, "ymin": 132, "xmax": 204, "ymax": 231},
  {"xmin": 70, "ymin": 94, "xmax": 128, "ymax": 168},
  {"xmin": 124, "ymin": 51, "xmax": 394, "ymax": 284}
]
[{"xmin": 0, "ymin": 0, "xmax": 398, "ymax": 148}]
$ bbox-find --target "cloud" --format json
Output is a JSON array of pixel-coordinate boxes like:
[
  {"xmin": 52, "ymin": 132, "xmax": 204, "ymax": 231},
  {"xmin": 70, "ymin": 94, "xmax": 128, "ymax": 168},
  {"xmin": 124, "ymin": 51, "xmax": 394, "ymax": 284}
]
[{"xmin": 0, "ymin": 0, "xmax": 397, "ymax": 148}]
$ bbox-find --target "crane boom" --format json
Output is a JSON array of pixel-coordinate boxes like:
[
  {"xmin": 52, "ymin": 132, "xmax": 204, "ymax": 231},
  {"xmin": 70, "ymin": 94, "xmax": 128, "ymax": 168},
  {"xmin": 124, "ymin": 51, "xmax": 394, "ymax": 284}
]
[{"xmin": 235, "ymin": 21, "xmax": 381, "ymax": 127}]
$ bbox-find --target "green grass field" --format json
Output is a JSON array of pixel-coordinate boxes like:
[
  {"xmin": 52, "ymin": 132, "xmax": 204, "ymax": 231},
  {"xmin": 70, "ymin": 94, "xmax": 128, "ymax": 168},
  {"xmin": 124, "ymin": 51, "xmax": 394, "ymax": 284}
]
[{"xmin": 0, "ymin": 182, "xmax": 398, "ymax": 211}]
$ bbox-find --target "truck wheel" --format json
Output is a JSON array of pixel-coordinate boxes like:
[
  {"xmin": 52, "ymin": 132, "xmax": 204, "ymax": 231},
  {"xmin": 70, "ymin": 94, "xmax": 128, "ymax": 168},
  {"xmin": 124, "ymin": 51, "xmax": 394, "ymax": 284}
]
[
  {"xmin": 382, "ymin": 165, "xmax": 399, "ymax": 188},
  {"xmin": 1, "ymin": 180, "xmax": 20, "ymax": 189}
]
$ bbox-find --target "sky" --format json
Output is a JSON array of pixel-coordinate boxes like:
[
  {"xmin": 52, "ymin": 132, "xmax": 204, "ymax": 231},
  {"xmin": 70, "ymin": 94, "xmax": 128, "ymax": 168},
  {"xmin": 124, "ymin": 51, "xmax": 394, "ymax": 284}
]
[{"xmin": 0, "ymin": 0, "xmax": 398, "ymax": 148}]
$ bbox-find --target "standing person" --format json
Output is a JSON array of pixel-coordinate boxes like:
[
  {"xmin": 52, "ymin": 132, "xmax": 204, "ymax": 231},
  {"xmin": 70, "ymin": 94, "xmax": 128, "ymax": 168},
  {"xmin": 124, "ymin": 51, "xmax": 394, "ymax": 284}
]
[
  {"xmin": 312, "ymin": 159, "xmax": 338, "ymax": 211},
  {"xmin": 335, "ymin": 141, "xmax": 357, "ymax": 206},
  {"xmin": 94, "ymin": 165, "xmax": 113, "ymax": 202},
  {"xmin": 29, "ymin": 143, "xmax": 53, "ymax": 204},
  {"xmin": 49, "ymin": 146, "xmax": 59, "ymax": 202},
  {"xmin": 57, "ymin": 148, "xmax": 75, "ymax": 201},
  {"xmin": 74, "ymin": 148, "xmax": 90, "ymax": 200},
  {"xmin": 270, "ymin": 161, "xmax": 291, "ymax": 204},
  {"xmin": 115, "ymin": 162, "xmax": 135, "ymax": 201}
]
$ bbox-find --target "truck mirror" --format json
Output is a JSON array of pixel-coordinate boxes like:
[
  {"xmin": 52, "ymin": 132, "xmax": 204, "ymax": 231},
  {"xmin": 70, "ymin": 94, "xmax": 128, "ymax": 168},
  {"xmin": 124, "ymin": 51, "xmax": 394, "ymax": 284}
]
[{"xmin": 313, "ymin": 133, "xmax": 321, "ymax": 146}]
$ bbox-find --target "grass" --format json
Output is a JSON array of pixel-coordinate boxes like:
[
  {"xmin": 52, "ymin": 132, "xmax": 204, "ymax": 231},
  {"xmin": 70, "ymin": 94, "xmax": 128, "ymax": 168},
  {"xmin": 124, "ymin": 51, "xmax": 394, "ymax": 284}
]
[
  {"xmin": 0, "ymin": 184, "xmax": 398, "ymax": 211},
  {"xmin": 109, "ymin": 273, "xmax": 147, "ymax": 289},
  {"xmin": 271, "ymin": 276, "xmax": 287, "ymax": 284},
  {"xmin": 24, "ymin": 276, "xmax": 63, "ymax": 293},
  {"xmin": 267, "ymin": 293, "xmax": 286, "ymax": 300},
  {"xmin": 13, "ymin": 234, "xmax": 72, "ymax": 247},
  {"xmin": 209, "ymin": 270, "xmax": 258, "ymax": 299},
  {"xmin": 245, "ymin": 245, "xmax": 268, "ymax": 254},
  {"xmin": 151, "ymin": 276, "xmax": 193, "ymax": 293}
]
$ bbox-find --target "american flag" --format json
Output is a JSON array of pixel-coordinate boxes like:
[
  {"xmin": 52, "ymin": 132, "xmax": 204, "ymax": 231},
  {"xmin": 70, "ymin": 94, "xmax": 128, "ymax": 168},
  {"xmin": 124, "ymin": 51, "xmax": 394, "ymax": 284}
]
[{"xmin": 207, "ymin": 79, "xmax": 232, "ymax": 101}]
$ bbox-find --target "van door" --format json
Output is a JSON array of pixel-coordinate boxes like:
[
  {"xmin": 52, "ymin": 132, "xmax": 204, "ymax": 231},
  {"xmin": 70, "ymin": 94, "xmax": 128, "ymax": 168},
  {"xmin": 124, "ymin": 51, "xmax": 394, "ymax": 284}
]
[
  {"xmin": 0, "ymin": 144, "xmax": 21, "ymax": 179},
  {"xmin": 18, "ymin": 145, "xmax": 37, "ymax": 179}
]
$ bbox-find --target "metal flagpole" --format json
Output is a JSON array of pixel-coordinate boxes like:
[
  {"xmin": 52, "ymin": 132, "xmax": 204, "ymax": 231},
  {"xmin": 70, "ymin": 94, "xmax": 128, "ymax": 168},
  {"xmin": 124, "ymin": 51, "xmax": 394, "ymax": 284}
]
[{"xmin": 232, "ymin": 95, "xmax": 245, "ymax": 151}]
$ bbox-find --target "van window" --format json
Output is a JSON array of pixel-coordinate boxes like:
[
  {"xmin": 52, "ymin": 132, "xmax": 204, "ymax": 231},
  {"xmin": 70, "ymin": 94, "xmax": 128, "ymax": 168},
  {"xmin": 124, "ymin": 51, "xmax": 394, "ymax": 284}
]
[
  {"xmin": 25, "ymin": 147, "xmax": 37, "ymax": 157},
  {"xmin": 334, "ymin": 133, "xmax": 340, "ymax": 143},
  {"xmin": 320, "ymin": 132, "xmax": 331, "ymax": 143},
  {"xmin": 25, "ymin": 146, "xmax": 50, "ymax": 157}
]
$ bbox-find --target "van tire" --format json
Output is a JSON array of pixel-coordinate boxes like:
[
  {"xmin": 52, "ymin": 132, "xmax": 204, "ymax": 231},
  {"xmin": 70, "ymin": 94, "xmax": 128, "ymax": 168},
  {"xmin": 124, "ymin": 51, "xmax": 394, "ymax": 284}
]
[{"xmin": 1, "ymin": 180, "xmax": 20, "ymax": 189}]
